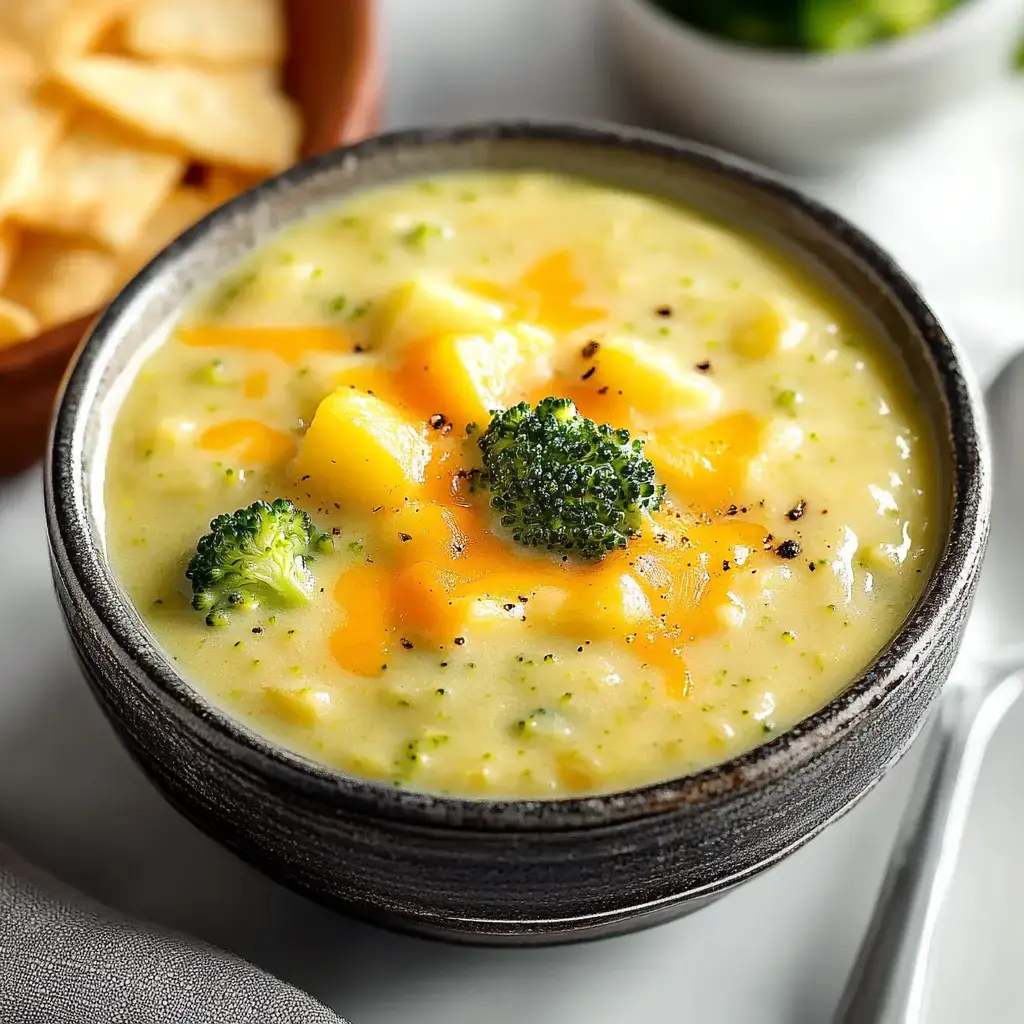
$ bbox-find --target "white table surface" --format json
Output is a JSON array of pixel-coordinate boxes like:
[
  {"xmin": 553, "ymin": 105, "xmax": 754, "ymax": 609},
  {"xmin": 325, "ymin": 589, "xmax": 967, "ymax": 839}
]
[{"xmin": 3, "ymin": 2, "xmax": 1023, "ymax": 1021}]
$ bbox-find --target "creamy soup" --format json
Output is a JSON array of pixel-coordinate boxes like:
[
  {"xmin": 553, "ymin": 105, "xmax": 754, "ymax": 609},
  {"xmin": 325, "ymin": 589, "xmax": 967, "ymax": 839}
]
[{"xmin": 105, "ymin": 172, "xmax": 937, "ymax": 798}]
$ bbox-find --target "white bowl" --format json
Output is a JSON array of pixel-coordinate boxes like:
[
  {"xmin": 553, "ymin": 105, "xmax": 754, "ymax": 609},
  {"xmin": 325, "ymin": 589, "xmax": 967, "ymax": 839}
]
[{"xmin": 606, "ymin": 0, "xmax": 1024, "ymax": 170}]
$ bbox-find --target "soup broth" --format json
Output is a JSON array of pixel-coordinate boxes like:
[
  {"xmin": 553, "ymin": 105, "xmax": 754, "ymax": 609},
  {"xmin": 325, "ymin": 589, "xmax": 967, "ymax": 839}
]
[{"xmin": 105, "ymin": 172, "xmax": 937, "ymax": 797}]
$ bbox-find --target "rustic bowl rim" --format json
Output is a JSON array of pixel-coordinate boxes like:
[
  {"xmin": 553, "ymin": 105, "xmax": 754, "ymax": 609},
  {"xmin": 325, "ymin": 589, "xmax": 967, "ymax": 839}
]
[{"xmin": 47, "ymin": 120, "xmax": 990, "ymax": 833}]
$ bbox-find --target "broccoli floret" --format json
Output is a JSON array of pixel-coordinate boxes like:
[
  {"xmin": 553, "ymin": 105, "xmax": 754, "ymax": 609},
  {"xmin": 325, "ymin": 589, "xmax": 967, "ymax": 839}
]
[
  {"xmin": 186, "ymin": 498, "xmax": 333, "ymax": 626},
  {"xmin": 477, "ymin": 397, "xmax": 665, "ymax": 560}
]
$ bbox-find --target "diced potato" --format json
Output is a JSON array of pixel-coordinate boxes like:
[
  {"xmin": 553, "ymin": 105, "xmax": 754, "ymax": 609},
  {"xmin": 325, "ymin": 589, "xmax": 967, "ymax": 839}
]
[
  {"xmin": 732, "ymin": 297, "xmax": 809, "ymax": 358},
  {"xmin": 263, "ymin": 686, "xmax": 332, "ymax": 726},
  {"xmin": 296, "ymin": 389, "xmax": 431, "ymax": 508},
  {"xmin": 566, "ymin": 335, "xmax": 721, "ymax": 426},
  {"xmin": 746, "ymin": 417, "xmax": 804, "ymax": 489},
  {"xmin": 374, "ymin": 275, "xmax": 506, "ymax": 351},
  {"xmin": 648, "ymin": 412, "xmax": 761, "ymax": 510},
  {"xmin": 557, "ymin": 751, "xmax": 600, "ymax": 793},
  {"xmin": 397, "ymin": 325, "xmax": 553, "ymax": 426},
  {"xmin": 148, "ymin": 414, "xmax": 198, "ymax": 452}
]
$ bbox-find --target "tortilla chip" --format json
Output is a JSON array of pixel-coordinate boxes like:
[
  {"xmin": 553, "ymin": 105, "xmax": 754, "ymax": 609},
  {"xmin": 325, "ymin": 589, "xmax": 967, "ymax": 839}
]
[
  {"xmin": 12, "ymin": 115, "xmax": 185, "ymax": 250},
  {"xmin": 124, "ymin": 0, "xmax": 284, "ymax": 68},
  {"xmin": 4, "ymin": 232, "xmax": 116, "ymax": 327},
  {"xmin": 0, "ymin": 38, "xmax": 38, "ymax": 87},
  {"xmin": 0, "ymin": 222, "xmax": 20, "ymax": 288},
  {"xmin": 0, "ymin": 0, "xmax": 129, "ymax": 67},
  {"xmin": 0, "ymin": 296, "xmax": 38, "ymax": 347},
  {"xmin": 54, "ymin": 57, "xmax": 301, "ymax": 172},
  {"xmin": 204, "ymin": 165, "xmax": 262, "ymax": 203},
  {"xmin": 119, "ymin": 185, "xmax": 220, "ymax": 282},
  {"xmin": 0, "ymin": 89, "xmax": 68, "ymax": 213}
]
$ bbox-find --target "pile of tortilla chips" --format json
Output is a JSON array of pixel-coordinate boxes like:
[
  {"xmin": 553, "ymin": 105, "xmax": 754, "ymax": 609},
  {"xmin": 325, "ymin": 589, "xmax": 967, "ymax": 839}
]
[{"xmin": 0, "ymin": 0, "xmax": 300, "ymax": 346}]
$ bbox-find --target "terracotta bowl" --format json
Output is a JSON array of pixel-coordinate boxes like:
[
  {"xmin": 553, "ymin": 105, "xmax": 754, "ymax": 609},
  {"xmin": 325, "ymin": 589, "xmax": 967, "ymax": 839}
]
[
  {"xmin": 0, "ymin": 0, "xmax": 381, "ymax": 477},
  {"xmin": 48, "ymin": 123, "xmax": 990, "ymax": 945}
]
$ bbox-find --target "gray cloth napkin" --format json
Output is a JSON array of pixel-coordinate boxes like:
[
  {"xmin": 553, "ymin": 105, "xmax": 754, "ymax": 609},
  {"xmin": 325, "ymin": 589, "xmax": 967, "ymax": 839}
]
[{"xmin": 0, "ymin": 844, "xmax": 349, "ymax": 1024}]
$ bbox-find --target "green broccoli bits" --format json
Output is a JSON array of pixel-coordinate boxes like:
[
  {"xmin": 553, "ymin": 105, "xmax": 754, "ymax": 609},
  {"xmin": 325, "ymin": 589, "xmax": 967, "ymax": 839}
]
[
  {"xmin": 186, "ymin": 498, "xmax": 333, "ymax": 626},
  {"xmin": 477, "ymin": 396, "xmax": 665, "ymax": 561}
]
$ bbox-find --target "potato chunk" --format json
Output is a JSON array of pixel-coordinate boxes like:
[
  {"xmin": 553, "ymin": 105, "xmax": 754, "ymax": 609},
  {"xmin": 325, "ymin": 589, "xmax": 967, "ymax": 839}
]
[
  {"xmin": 397, "ymin": 325, "xmax": 553, "ymax": 427},
  {"xmin": 732, "ymin": 297, "xmax": 809, "ymax": 358},
  {"xmin": 566, "ymin": 335, "xmax": 720, "ymax": 426},
  {"xmin": 263, "ymin": 687, "xmax": 332, "ymax": 726},
  {"xmin": 375, "ymin": 275, "xmax": 506, "ymax": 351},
  {"xmin": 296, "ymin": 390, "xmax": 431, "ymax": 508}
]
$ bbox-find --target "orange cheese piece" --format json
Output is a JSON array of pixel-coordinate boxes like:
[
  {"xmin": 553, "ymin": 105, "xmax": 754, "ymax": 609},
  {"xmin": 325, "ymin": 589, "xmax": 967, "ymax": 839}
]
[
  {"xmin": 648, "ymin": 413, "xmax": 762, "ymax": 511},
  {"xmin": 179, "ymin": 324, "xmax": 353, "ymax": 364},
  {"xmin": 199, "ymin": 419, "xmax": 293, "ymax": 463},
  {"xmin": 331, "ymin": 563, "xmax": 394, "ymax": 677}
]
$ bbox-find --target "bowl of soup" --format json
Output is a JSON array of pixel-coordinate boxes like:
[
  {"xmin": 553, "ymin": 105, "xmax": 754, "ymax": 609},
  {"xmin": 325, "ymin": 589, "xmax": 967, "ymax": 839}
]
[{"xmin": 46, "ymin": 122, "xmax": 988, "ymax": 944}]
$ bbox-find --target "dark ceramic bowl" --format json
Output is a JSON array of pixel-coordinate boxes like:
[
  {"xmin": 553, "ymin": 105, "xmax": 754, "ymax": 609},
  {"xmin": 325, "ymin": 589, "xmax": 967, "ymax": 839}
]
[{"xmin": 46, "ymin": 123, "xmax": 989, "ymax": 946}]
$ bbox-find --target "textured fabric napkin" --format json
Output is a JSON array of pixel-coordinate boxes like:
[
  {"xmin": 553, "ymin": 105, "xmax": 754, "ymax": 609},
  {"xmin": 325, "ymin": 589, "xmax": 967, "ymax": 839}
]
[{"xmin": 0, "ymin": 844, "xmax": 349, "ymax": 1024}]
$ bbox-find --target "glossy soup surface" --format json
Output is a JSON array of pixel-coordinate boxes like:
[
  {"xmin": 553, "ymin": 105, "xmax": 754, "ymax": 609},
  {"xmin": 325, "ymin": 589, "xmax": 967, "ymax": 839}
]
[{"xmin": 105, "ymin": 172, "xmax": 937, "ymax": 798}]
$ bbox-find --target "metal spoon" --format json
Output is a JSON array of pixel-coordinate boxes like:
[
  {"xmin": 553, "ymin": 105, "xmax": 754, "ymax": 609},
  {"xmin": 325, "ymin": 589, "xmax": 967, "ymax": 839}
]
[{"xmin": 834, "ymin": 348, "xmax": 1024, "ymax": 1023}]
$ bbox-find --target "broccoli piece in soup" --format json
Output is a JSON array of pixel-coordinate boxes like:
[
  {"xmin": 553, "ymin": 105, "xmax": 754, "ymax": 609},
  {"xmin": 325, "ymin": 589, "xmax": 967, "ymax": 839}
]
[
  {"xmin": 186, "ymin": 498, "xmax": 333, "ymax": 626},
  {"xmin": 477, "ymin": 396, "xmax": 665, "ymax": 561}
]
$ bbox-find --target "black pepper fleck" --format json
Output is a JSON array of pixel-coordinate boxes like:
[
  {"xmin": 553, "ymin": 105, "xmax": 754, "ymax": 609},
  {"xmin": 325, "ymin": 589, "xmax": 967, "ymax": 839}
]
[
  {"xmin": 398, "ymin": 532, "xmax": 412, "ymax": 542},
  {"xmin": 581, "ymin": 339, "xmax": 600, "ymax": 359},
  {"xmin": 454, "ymin": 637, "xmax": 465, "ymax": 646},
  {"xmin": 695, "ymin": 360, "xmax": 712, "ymax": 372},
  {"xmin": 400, "ymin": 638, "xmax": 414, "ymax": 650},
  {"xmin": 776, "ymin": 539, "xmax": 801, "ymax": 559},
  {"xmin": 428, "ymin": 413, "xmax": 447, "ymax": 430},
  {"xmin": 581, "ymin": 365, "xmax": 596, "ymax": 381},
  {"xmin": 656, "ymin": 305, "xmax": 672, "ymax": 317},
  {"xmin": 787, "ymin": 500, "xmax": 806, "ymax": 521}
]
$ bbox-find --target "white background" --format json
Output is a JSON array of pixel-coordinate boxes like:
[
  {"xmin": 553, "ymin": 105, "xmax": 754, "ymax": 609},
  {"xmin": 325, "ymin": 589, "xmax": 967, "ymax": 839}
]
[{"xmin": 2, "ymin": 1, "xmax": 1023, "ymax": 1020}]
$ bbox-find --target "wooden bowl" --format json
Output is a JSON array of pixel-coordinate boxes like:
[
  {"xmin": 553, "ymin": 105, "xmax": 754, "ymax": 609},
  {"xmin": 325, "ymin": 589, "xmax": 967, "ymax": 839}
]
[{"xmin": 0, "ymin": 0, "xmax": 381, "ymax": 477}]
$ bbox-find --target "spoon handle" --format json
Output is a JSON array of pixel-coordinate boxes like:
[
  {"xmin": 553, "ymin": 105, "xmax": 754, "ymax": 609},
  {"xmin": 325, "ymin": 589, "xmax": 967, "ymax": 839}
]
[{"xmin": 833, "ymin": 670, "xmax": 1022, "ymax": 1024}]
